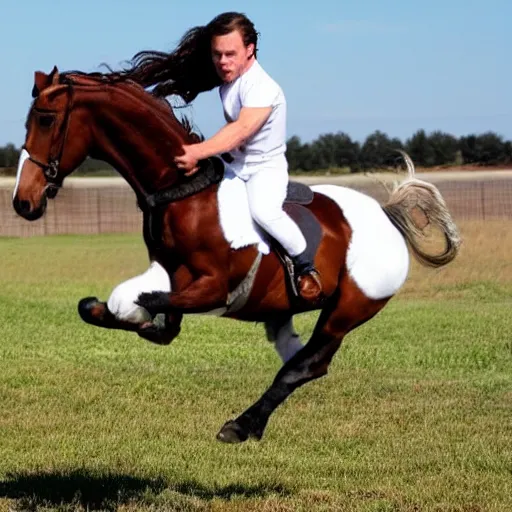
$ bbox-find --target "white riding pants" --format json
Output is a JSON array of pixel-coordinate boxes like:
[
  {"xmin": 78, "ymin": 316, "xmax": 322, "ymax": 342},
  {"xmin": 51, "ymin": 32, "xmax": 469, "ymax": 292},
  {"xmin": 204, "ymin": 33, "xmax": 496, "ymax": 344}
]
[{"xmin": 243, "ymin": 160, "xmax": 306, "ymax": 257}]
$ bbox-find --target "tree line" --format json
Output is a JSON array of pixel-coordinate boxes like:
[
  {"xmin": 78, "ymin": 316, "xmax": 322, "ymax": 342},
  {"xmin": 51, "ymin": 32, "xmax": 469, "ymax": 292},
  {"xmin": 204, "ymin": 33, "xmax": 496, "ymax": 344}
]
[
  {"xmin": 286, "ymin": 130, "xmax": 512, "ymax": 172},
  {"xmin": 1, "ymin": 129, "xmax": 511, "ymax": 174}
]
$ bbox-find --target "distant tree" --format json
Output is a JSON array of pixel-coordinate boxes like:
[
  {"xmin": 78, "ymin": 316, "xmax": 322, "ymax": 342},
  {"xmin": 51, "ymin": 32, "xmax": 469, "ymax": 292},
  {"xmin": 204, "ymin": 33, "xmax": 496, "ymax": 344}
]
[
  {"xmin": 285, "ymin": 136, "xmax": 303, "ymax": 171},
  {"xmin": 406, "ymin": 130, "xmax": 436, "ymax": 167},
  {"xmin": 459, "ymin": 132, "xmax": 507, "ymax": 165},
  {"xmin": 458, "ymin": 134, "xmax": 479, "ymax": 164},
  {"xmin": 286, "ymin": 132, "xmax": 359, "ymax": 171},
  {"xmin": 475, "ymin": 132, "xmax": 507, "ymax": 165},
  {"xmin": 504, "ymin": 141, "xmax": 512, "ymax": 165},
  {"xmin": 313, "ymin": 132, "xmax": 360, "ymax": 169},
  {"xmin": 360, "ymin": 130, "xmax": 404, "ymax": 169},
  {"xmin": 0, "ymin": 143, "xmax": 20, "ymax": 168},
  {"xmin": 286, "ymin": 137, "xmax": 321, "ymax": 171},
  {"xmin": 428, "ymin": 131, "xmax": 459, "ymax": 166},
  {"xmin": 303, "ymin": 143, "xmax": 326, "ymax": 171}
]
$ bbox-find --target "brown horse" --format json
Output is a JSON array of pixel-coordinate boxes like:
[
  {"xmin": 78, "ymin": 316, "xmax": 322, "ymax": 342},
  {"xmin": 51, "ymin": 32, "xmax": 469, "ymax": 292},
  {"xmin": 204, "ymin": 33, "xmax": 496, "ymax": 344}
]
[{"xmin": 13, "ymin": 66, "xmax": 461, "ymax": 443}]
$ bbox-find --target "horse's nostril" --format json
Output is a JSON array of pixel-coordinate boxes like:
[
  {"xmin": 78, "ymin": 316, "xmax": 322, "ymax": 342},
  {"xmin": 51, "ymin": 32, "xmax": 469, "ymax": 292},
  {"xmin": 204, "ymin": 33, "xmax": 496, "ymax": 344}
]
[
  {"xmin": 18, "ymin": 200, "xmax": 31, "ymax": 214},
  {"xmin": 13, "ymin": 198, "xmax": 31, "ymax": 215},
  {"xmin": 13, "ymin": 195, "xmax": 46, "ymax": 221}
]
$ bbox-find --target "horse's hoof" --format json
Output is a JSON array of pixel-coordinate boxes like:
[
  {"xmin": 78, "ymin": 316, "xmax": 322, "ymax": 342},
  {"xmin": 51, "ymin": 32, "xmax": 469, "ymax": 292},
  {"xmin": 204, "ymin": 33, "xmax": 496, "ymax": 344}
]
[
  {"xmin": 216, "ymin": 420, "xmax": 249, "ymax": 444},
  {"xmin": 78, "ymin": 297, "xmax": 107, "ymax": 325},
  {"xmin": 216, "ymin": 418, "xmax": 263, "ymax": 444}
]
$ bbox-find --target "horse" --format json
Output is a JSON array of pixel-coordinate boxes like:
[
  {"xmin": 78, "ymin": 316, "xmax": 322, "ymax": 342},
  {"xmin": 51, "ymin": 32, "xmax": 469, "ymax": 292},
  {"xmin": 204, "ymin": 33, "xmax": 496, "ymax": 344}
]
[{"xmin": 12, "ymin": 66, "xmax": 461, "ymax": 443}]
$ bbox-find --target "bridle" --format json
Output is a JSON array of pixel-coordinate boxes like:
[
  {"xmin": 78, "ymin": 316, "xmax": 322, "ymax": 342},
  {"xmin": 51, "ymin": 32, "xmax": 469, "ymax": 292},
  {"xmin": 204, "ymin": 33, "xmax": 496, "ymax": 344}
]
[{"xmin": 23, "ymin": 80, "xmax": 74, "ymax": 196}]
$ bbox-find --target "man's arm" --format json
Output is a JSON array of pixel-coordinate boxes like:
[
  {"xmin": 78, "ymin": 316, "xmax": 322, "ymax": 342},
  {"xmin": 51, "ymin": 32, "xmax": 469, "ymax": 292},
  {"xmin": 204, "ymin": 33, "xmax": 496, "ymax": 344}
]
[
  {"xmin": 194, "ymin": 106, "xmax": 272, "ymax": 159},
  {"xmin": 174, "ymin": 106, "xmax": 272, "ymax": 173}
]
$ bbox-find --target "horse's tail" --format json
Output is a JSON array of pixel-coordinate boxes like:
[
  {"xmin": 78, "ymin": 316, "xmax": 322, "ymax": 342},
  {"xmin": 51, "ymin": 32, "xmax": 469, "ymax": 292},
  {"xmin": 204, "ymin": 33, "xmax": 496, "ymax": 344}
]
[{"xmin": 382, "ymin": 150, "xmax": 461, "ymax": 268}]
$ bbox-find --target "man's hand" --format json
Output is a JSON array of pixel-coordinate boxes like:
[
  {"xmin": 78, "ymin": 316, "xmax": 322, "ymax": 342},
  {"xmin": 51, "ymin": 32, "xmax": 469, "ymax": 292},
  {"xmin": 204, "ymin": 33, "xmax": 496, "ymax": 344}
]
[{"xmin": 174, "ymin": 145, "xmax": 200, "ymax": 176}]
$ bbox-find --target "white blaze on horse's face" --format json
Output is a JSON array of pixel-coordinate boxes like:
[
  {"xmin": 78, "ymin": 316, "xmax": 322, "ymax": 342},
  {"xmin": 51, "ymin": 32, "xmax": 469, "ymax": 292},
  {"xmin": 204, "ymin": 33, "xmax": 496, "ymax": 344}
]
[{"xmin": 13, "ymin": 148, "xmax": 30, "ymax": 199}]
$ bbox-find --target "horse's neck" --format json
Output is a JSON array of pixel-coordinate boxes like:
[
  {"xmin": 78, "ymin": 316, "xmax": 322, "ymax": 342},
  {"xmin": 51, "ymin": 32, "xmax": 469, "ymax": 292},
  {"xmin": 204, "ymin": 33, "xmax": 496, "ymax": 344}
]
[{"xmin": 86, "ymin": 88, "xmax": 188, "ymax": 200}]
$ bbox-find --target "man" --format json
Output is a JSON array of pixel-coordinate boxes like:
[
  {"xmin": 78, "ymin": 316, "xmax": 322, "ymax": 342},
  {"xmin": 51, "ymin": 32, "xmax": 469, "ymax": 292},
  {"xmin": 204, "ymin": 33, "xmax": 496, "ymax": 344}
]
[{"xmin": 124, "ymin": 12, "xmax": 321, "ymax": 301}]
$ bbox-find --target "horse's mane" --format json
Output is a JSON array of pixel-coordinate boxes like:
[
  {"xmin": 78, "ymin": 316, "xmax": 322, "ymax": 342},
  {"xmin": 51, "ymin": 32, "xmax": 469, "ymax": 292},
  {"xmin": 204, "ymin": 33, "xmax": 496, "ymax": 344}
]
[{"xmin": 60, "ymin": 70, "xmax": 202, "ymax": 141}]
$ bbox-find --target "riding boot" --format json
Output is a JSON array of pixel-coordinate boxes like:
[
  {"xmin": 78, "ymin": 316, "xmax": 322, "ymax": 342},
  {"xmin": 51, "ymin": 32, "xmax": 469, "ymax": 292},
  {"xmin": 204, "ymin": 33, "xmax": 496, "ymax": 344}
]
[{"xmin": 291, "ymin": 251, "xmax": 323, "ymax": 304}]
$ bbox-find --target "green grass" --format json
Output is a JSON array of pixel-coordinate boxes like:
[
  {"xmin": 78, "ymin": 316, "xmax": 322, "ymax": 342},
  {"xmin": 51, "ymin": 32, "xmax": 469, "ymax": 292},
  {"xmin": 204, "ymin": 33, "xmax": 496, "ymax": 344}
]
[{"xmin": 0, "ymin": 226, "xmax": 511, "ymax": 511}]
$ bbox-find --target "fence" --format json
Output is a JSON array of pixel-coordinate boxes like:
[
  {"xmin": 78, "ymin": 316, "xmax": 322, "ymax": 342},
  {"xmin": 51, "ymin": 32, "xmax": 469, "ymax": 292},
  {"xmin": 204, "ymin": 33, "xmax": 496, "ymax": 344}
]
[
  {"xmin": 1, "ymin": 174, "xmax": 512, "ymax": 237},
  {"xmin": 1, "ymin": 184, "xmax": 142, "ymax": 237}
]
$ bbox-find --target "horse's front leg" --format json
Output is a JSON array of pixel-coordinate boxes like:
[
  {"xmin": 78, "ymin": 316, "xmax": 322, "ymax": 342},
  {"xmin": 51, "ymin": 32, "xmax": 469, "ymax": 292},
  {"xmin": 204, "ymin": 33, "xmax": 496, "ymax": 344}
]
[
  {"xmin": 136, "ymin": 254, "xmax": 229, "ymax": 315},
  {"xmin": 136, "ymin": 275, "xmax": 228, "ymax": 315},
  {"xmin": 78, "ymin": 261, "xmax": 184, "ymax": 345}
]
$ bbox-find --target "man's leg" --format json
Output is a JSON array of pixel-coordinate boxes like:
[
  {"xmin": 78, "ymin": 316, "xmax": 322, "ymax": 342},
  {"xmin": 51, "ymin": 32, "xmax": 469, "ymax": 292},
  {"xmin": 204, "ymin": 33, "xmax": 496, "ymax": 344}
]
[{"xmin": 245, "ymin": 166, "xmax": 322, "ymax": 301}]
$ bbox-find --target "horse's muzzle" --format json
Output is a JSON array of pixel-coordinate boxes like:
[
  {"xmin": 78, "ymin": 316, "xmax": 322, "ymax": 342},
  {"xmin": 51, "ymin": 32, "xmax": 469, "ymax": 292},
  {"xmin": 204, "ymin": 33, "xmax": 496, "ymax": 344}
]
[{"xmin": 12, "ymin": 194, "xmax": 47, "ymax": 221}]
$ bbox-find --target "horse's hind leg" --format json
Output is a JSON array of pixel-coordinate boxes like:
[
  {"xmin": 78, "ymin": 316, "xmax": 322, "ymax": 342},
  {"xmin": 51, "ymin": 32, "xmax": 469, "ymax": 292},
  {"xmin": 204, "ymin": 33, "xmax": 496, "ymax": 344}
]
[
  {"xmin": 217, "ymin": 280, "xmax": 390, "ymax": 443},
  {"xmin": 265, "ymin": 315, "xmax": 303, "ymax": 363}
]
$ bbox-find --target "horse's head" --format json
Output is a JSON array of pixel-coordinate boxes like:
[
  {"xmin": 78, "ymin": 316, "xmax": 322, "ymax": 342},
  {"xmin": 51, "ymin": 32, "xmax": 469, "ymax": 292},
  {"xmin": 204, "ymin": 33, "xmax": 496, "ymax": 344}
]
[
  {"xmin": 13, "ymin": 66, "xmax": 92, "ymax": 220},
  {"xmin": 14, "ymin": 64, "xmax": 204, "ymax": 220}
]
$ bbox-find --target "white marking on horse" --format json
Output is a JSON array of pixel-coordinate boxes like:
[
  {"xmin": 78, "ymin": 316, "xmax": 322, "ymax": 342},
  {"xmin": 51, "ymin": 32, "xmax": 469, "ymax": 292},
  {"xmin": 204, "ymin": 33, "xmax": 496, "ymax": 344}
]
[
  {"xmin": 13, "ymin": 149, "xmax": 30, "ymax": 199},
  {"xmin": 312, "ymin": 184, "xmax": 410, "ymax": 300},
  {"xmin": 107, "ymin": 261, "xmax": 171, "ymax": 323},
  {"xmin": 265, "ymin": 317, "xmax": 303, "ymax": 363},
  {"xmin": 108, "ymin": 261, "xmax": 228, "ymax": 323}
]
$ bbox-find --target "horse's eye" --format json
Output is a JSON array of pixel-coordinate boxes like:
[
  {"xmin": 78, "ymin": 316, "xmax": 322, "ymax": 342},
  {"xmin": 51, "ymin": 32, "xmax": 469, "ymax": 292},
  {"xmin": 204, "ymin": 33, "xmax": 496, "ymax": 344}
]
[{"xmin": 38, "ymin": 115, "xmax": 55, "ymax": 128}]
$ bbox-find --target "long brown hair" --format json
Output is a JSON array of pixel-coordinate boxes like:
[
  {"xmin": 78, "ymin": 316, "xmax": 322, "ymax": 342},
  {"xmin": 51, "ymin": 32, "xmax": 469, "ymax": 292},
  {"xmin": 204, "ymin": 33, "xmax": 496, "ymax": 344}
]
[{"xmin": 118, "ymin": 12, "xmax": 259, "ymax": 103}]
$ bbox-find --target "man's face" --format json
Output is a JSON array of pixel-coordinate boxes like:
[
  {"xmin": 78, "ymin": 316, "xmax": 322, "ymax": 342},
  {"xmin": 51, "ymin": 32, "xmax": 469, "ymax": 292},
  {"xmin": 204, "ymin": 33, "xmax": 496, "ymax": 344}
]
[{"xmin": 211, "ymin": 29, "xmax": 254, "ymax": 83}]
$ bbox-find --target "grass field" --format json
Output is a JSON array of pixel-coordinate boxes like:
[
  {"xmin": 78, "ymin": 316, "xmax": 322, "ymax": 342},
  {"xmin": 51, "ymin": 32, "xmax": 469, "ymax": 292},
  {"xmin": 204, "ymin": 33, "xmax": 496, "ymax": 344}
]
[{"xmin": 0, "ymin": 221, "xmax": 511, "ymax": 511}]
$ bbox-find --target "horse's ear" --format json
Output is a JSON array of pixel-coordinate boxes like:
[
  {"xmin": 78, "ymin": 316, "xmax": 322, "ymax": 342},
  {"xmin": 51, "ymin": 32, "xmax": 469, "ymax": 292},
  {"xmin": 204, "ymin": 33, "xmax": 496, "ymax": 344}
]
[
  {"xmin": 32, "ymin": 66, "xmax": 59, "ymax": 98},
  {"xmin": 49, "ymin": 65, "xmax": 59, "ymax": 85},
  {"xmin": 33, "ymin": 71, "xmax": 48, "ymax": 98}
]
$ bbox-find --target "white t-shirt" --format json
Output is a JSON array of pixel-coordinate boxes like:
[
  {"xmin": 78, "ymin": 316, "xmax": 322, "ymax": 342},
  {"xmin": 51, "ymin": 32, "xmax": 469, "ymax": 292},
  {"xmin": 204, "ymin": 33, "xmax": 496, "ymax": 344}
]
[{"xmin": 219, "ymin": 60, "xmax": 287, "ymax": 177}]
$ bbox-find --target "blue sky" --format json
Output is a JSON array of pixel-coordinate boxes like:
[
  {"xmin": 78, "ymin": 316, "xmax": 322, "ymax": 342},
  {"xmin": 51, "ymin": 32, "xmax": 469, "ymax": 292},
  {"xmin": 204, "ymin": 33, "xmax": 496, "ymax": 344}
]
[{"xmin": 1, "ymin": 0, "xmax": 510, "ymax": 146}]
